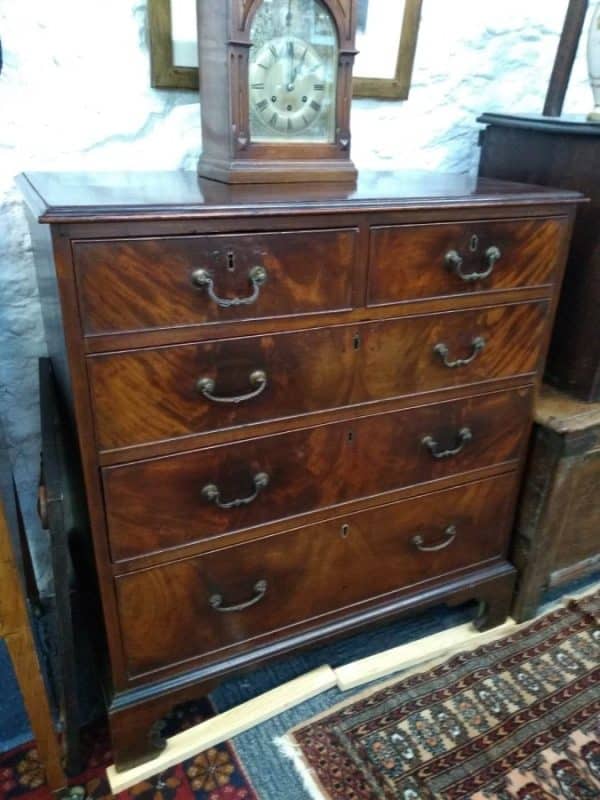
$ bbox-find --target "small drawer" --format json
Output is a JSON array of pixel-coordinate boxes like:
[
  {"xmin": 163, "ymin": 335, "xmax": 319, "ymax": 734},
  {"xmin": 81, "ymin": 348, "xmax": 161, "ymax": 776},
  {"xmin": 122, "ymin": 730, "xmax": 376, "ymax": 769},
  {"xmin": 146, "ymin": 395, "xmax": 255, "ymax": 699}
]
[
  {"xmin": 115, "ymin": 473, "xmax": 517, "ymax": 677},
  {"xmin": 368, "ymin": 217, "xmax": 564, "ymax": 306},
  {"xmin": 90, "ymin": 301, "xmax": 547, "ymax": 451},
  {"xmin": 103, "ymin": 387, "xmax": 531, "ymax": 561},
  {"xmin": 73, "ymin": 228, "xmax": 358, "ymax": 336}
]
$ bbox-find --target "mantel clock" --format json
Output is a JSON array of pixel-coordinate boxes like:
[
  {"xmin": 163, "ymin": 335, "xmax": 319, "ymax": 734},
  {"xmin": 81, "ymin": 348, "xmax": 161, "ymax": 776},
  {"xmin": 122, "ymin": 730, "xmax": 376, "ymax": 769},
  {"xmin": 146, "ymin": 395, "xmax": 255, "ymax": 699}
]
[{"xmin": 196, "ymin": 0, "xmax": 358, "ymax": 183}]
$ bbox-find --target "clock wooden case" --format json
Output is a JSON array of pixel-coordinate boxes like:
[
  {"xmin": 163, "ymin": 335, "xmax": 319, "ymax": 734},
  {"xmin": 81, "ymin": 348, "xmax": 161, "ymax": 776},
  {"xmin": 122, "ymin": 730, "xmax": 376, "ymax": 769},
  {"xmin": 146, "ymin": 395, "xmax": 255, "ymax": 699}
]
[{"xmin": 196, "ymin": 0, "xmax": 358, "ymax": 184}]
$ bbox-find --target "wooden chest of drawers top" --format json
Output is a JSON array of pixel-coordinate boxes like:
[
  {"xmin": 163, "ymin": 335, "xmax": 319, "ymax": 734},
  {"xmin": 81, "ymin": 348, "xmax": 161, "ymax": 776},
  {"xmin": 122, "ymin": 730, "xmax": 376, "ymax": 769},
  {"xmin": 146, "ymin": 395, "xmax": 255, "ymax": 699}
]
[
  {"xmin": 20, "ymin": 170, "xmax": 578, "ymax": 349},
  {"xmin": 20, "ymin": 169, "xmax": 580, "ymax": 699}
]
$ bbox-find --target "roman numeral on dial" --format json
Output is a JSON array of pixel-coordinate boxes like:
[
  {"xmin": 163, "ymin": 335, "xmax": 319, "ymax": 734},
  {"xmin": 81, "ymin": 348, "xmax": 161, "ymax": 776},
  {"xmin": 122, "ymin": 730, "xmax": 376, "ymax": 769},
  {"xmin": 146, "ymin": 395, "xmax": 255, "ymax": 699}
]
[{"xmin": 256, "ymin": 99, "xmax": 269, "ymax": 112}]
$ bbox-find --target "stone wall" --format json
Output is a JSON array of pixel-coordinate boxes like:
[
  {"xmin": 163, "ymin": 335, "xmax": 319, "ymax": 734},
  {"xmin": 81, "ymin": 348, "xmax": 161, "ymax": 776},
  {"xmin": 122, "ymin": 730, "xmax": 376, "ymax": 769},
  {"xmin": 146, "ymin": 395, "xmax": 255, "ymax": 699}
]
[{"xmin": 0, "ymin": 0, "xmax": 593, "ymax": 592}]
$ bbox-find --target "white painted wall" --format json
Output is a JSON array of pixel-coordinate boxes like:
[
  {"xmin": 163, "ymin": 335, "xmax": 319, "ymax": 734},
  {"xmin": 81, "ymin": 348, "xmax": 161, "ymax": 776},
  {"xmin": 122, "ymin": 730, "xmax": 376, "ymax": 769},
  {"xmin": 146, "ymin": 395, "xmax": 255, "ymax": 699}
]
[{"xmin": 0, "ymin": 0, "xmax": 594, "ymax": 591}]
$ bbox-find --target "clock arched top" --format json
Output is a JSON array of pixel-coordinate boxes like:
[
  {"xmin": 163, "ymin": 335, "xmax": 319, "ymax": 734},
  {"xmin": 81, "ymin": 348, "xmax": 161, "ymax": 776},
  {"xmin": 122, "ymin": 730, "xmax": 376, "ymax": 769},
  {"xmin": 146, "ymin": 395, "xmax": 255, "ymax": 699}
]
[{"xmin": 235, "ymin": 0, "xmax": 356, "ymax": 48}]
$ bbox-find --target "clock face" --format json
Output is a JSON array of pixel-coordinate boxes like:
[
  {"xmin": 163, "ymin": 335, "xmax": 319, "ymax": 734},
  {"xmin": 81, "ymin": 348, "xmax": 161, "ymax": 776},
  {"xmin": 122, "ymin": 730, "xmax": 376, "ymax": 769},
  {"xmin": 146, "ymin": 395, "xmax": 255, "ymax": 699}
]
[{"xmin": 249, "ymin": 0, "xmax": 338, "ymax": 144}]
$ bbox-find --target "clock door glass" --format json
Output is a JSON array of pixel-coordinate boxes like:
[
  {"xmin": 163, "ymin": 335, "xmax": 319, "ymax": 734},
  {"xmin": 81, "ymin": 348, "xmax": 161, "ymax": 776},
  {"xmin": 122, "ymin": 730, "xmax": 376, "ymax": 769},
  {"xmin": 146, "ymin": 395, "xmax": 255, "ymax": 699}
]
[{"xmin": 249, "ymin": 0, "xmax": 338, "ymax": 143}]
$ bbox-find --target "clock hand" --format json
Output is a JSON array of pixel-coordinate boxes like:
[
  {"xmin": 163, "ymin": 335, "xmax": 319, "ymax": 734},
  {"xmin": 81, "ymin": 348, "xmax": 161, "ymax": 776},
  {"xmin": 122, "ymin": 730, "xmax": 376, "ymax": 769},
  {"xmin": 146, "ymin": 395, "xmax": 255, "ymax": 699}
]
[
  {"xmin": 286, "ymin": 0, "xmax": 292, "ymax": 27},
  {"xmin": 290, "ymin": 47, "xmax": 308, "ymax": 83},
  {"xmin": 287, "ymin": 40, "xmax": 295, "ymax": 89}
]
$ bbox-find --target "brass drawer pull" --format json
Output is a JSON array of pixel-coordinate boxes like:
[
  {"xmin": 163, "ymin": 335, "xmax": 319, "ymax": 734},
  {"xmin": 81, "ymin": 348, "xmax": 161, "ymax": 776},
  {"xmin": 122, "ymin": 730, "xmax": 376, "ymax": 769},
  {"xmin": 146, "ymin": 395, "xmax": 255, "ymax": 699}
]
[
  {"xmin": 434, "ymin": 336, "xmax": 486, "ymax": 369},
  {"xmin": 197, "ymin": 370, "xmax": 268, "ymax": 404},
  {"xmin": 191, "ymin": 265, "xmax": 267, "ymax": 308},
  {"xmin": 445, "ymin": 246, "xmax": 502, "ymax": 282},
  {"xmin": 412, "ymin": 524, "xmax": 457, "ymax": 552},
  {"xmin": 422, "ymin": 427, "xmax": 472, "ymax": 459},
  {"xmin": 202, "ymin": 471, "xmax": 269, "ymax": 510},
  {"xmin": 209, "ymin": 579, "xmax": 268, "ymax": 613}
]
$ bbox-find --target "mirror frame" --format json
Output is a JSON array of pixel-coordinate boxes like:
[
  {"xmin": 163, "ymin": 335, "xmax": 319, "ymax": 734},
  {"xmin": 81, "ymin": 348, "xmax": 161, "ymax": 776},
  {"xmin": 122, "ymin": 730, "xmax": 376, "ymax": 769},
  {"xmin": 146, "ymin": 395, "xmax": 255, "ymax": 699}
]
[{"xmin": 148, "ymin": 0, "xmax": 423, "ymax": 99}]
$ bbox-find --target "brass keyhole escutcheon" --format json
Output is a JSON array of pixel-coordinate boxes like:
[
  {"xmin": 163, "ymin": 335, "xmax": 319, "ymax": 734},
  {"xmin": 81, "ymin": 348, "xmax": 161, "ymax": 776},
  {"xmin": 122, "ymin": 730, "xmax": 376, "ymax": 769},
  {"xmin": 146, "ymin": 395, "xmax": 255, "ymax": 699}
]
[
  {"xmin": 469, "ymin": 234, "xmax": 479, "ymax": 253},
  {"xmin": 341, "ymin": 524, "xmax": 350, "ymax": 539}
]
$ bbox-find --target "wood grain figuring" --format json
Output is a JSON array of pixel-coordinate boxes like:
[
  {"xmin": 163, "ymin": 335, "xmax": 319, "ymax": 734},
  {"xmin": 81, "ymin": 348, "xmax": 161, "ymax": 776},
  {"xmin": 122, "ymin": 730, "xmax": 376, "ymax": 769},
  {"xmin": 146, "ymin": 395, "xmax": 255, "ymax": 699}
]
[
  {"xmin": 103, "ymin": 387, "xmax": 531, "ymax": 561},
  {"xmin": 369, "ymin": 218, "xmax": 564, "ymax": 306},
  {"xmin": 19, "ymin": 167, "xmax": 580, "ymax": 772},
  {"xmin": 89, "ymin": 301, "xmax": 548, "ymax": 451},
  {"xmin": 115, "ymin": 473, "xmax": 517, "ymax": 676},
  {"xmin": 74, "ymin": 228, "xmax": 358, "ymax": 335}
]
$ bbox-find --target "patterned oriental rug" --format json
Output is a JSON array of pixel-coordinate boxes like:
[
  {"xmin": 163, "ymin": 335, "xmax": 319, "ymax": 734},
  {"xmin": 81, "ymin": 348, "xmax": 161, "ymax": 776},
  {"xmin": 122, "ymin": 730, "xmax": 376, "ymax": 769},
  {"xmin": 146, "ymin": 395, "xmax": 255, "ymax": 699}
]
[
  {"xmin": 285, "ymin": 591, "xmax": 600, "ymax": 800},
  {"xmin": 0, "ymin": 699, "xmax": 257, "ymax": 800}
]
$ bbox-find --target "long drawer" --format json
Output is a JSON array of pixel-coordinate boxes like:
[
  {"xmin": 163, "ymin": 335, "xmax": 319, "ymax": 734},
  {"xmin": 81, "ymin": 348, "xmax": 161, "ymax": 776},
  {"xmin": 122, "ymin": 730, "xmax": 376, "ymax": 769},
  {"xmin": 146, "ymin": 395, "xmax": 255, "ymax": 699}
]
[
  {"xmin": 73, "ymin": 228, "xmax": 358, "ymax": 336},
  {"xmin": 368, "ymin": 217, "xmax": 564, "ymax": 306},
  {"xmin": 115, "ymin": 473, "xmax": 517, "ymax": 677},
  {"xmin": 89, "ymin": 301, "xmax": 547, "ymax": 451},
  {"xmin": 103, "ymin": 387, "xmax": 531, "ymax": 561}
]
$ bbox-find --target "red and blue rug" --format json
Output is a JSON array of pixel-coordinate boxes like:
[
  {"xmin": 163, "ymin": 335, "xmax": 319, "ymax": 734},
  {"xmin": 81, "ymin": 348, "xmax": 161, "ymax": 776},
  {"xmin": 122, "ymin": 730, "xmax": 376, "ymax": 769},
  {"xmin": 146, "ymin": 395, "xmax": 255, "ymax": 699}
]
[
  {"xmin": 0, "ymin": 699, "xmax": 257, "ymax": 800},
  {"xmin": 286, "ymin": 591, "xmax": 600, "ymax": 800}
]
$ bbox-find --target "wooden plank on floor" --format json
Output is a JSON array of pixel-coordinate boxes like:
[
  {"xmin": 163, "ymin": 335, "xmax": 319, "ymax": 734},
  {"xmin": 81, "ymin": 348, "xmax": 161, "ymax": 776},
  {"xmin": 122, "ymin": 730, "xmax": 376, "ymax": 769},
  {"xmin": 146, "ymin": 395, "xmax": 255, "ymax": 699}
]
[
  {"xmin": 107, "ymin": 665, "xmax": 337, "ymax": 793},
  {"xmin": 108, "ymin": 615, "xmax": 524, "ymax": 793},
  {"xmin": 334, "ymin": 619, "xmax": 517, "ymax": 691}
]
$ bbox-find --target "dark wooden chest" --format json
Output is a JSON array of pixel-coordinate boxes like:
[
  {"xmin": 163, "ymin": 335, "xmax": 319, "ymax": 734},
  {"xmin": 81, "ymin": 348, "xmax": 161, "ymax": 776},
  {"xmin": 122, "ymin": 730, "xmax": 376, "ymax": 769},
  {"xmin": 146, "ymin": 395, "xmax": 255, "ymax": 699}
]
[
  {"xmin": 478, "ymin": 112, "xmax": 600, "ymax": 402},
  {"xmin": 512, "ymin": 385, "xmax": 600, "ymax": 620}
]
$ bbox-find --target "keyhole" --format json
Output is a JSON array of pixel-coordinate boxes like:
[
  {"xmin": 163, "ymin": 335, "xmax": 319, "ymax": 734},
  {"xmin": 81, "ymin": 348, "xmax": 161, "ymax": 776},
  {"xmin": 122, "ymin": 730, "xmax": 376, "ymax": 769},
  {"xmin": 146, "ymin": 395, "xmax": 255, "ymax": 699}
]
[
  {"xmin": 226, "ymin": 252, "xmax": 236, "ymax": 272},
  {"xmin": 469, "ymin": 235, "xmax": 479, "ymax": 253},
  {"xmin": 341, "ymin": 524, "xmax": 350, "ymax": 539},
  {"xmin": 353, "ymin": 333, "xmax": 361, "ymax": 350},
  {"xmin": 347, "ymin": 431, "xmax": 354, "ymax": 442}
]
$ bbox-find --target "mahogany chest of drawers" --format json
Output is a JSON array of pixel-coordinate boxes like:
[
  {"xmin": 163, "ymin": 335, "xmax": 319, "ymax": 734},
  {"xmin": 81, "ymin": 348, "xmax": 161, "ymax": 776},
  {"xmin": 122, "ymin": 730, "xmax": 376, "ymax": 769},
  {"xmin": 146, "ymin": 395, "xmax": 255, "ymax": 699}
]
[{"xmin": 19, "ymin": 170, "xmax": 579, "ymax": 772}]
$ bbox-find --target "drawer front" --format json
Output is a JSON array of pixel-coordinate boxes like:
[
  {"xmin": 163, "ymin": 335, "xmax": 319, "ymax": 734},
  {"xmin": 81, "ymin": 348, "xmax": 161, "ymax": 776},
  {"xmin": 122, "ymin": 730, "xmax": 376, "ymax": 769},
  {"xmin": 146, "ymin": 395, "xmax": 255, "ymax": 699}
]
[
  {"xmin": 368, "ymin": 218, "xmax": 563, "ymax": 306},
  {"xmin": 116, "ymin": 473, "xmax": 517, "ymax": 677},
  {"xmin": 104, "ymin": 387, "xmax": 531, "ymax": 560},
  {"xmin": 90, "ymin": 302, "xmax": 547, "ymax": 451},
  {"xmin": 74, "ymin": 228, "xmax": 358, "ymax": 335}
]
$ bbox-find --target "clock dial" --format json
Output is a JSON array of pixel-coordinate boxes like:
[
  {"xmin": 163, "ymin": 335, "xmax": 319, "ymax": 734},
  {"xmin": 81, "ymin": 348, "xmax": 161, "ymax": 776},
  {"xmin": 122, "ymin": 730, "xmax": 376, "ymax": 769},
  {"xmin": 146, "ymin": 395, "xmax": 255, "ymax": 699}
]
[
  {"xmin": 249, "ymin": 0, "xmax": 338, "ymax": 143},
  {"xmin": 250, "ymin": 37, "xmax": 328, "ymax": 135}
]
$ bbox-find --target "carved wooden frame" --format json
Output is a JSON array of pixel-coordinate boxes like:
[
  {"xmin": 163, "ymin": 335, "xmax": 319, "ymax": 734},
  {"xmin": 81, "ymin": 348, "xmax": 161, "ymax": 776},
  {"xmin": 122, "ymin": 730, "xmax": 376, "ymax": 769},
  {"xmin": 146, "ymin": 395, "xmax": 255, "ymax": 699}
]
[{"xmin": 148, "ymin": 0, "xmax": 423, "ymax": 100}]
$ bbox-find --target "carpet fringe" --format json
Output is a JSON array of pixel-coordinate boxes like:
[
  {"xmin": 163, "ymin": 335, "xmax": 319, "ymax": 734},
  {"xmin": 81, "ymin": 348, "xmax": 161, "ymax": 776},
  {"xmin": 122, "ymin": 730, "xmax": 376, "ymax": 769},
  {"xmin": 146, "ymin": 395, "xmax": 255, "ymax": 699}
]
[{"xmin": 274, "ymin": 734, "xmax": 328, "ymax": 800}]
